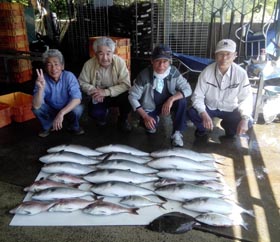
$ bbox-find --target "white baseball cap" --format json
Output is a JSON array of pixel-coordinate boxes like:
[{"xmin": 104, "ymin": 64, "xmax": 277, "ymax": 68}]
[{"xmin": 215, "ymin": 39, "xmax": 236, "ymax": 53}]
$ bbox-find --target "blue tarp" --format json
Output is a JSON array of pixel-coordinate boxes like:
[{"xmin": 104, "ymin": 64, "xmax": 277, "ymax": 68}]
[{"xmin": 173, "ymin": 53, "xmax": 214, "ymax": 73}]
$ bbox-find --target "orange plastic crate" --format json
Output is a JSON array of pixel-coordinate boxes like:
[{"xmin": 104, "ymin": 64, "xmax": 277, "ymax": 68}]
[
  {"xmin": 10, "ymin": 69, "xmax": 33, "ymax": 83},
  {"xmin": 0, "ymin": 92, "xmax": 35, "ymax": 122},
  {"xmin": 0, "ymin": 28, "xmax": 26, "ymax": 36},
  {"xmin": 0, "ymin": 2, "xmax": 24, "ymax": 11},
  {"xmin": 0, "ymin": 2, "xmax": 23, "ymax": 17},
  {"xmin": 2, "ymin": 15, "xmax": 24, "ymax": 24},
  {"xmin": 0, "ymin": 38, "xmax": 29, "ymax": 51},
  {"xmin": 0, "ymin": 103, "xmax": 12, "ymax": 128},
  {"xmin": 9, "ymin": 59, "xmax": 32, "ymax": 72}
]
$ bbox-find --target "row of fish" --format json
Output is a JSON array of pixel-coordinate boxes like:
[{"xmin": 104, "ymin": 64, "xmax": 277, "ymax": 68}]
[{"xmin": 10, "ymin": 144, "xmax": 253, "ymax": 230}]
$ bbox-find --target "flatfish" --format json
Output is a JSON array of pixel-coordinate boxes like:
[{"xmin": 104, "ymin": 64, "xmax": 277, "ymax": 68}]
[{"xmin": 146, "ymin": 212, "xmax": 196, "ymax": 234}]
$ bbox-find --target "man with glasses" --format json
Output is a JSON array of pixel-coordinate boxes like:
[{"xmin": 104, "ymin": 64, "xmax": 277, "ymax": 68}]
[{"xmin": 187, "ymin": 39, "xmax": 253, "ymax": 139}]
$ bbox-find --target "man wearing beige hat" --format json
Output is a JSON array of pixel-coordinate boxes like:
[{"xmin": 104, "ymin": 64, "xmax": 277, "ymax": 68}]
[{"xmin": 187, "ymin": 39, "xmax": 253, "ymax": 139}]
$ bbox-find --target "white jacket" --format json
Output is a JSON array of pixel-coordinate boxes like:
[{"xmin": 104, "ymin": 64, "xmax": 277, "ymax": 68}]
[{"xmin": 191, "ymin": 62, "xmax": 253, "ymax": 118}]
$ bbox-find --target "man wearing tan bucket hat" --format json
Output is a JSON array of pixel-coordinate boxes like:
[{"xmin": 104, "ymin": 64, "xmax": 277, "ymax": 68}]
[{"xmin": 188, "ymin": 39, "xmax": 253, "ymax": 139}]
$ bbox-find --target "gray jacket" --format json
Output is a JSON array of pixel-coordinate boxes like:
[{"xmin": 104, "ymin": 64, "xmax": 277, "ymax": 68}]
[{"xmin": 129, "ymin": 65, "xmax": 192, "ymax": 112}]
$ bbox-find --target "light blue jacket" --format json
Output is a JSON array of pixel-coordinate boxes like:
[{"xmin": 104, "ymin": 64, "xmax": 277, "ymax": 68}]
[{"xmin": 129, "ymin": 65, "xmax": 192, "ymax": 112}]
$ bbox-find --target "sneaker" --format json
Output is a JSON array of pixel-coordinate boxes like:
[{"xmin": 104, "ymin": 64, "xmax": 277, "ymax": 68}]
[
  {"xmin": 146, "ymin": 128, "xmax": 157, "ymax": 134},
  {"xmin": 119, "ymin": 120, "xmax": 132, "ymax": 133},
  {"xmin": 171, "ymin": 131, "xmax": 184, "ymax": 147},
  {"xmin": 38, "ymin": 129, "xmax": 50, "ymax": 138},
  {"xmin": 69, "ymin": 127, "xmax": 85, "ymax": 136},
  {"xmin": 194, "ymin": 129, "xmax": 207, "ymax": 137}
]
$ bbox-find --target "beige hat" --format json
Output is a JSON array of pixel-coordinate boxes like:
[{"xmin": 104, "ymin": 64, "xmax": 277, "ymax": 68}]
[{"xmin": 215, "ymin": 39, "xmax": 236, "ymax": 53}]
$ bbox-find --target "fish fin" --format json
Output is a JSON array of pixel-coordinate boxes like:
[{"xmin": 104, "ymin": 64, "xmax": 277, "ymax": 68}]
[
  {"xmin": 77, "ymin": 183, "xmax": 92, "ymax": 191},
  {"xmin": 96, "ymin": 196, "xmax": 104, "ymax": 201},
  {"xmin": 102, "ymin": 153, "xmax": 112, "ymax": 161}
]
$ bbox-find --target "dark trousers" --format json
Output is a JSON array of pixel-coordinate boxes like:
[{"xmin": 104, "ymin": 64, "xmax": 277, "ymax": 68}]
[
  {"xmin": 187, "ymin": 107, "xmax": 253, "ymax": 136},
  {"xmin": 144, "ymin": 98, "xmax": 187, "ymax": 133},
  {"xmin": 88, "ymin": 91, "xmax": 131, "ymax": 123}
]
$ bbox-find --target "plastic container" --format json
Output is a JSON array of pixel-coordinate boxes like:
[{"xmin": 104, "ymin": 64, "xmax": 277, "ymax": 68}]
[
  {"xmin": 0, "ymin": 36, "xmax": 29, "ymax": 51},
  {"xmin": 0, "ymin": 2, "xmax": 24, "ymax": 11},
  {"xmin": 0, "ymin": 28, "xmax": 26, "ymax": 36},
  {"xmin": 0, "ymin": 103, "xmax": 12, "ymax": 128},
  {"xmin": 10, "ymin": 69, "xmax": 33, "ymax": 83},
  {"xmin": 9, "ymin": 59, "xmax": 32, "ymax": 73},
  {"xmin": 0, "ymin": 92, "xmax": 35, "ymax": 122},
  {"xmin": 89, "ymin": 36, "xmax": 131, "ymax": 70}
]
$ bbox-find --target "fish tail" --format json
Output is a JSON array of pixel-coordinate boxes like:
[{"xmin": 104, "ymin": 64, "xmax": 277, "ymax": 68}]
[
  {"xmin": 241, "ymin": 221, "xmax": 248, "ymax": 230},
  {"xmin": 158, "ymin": 204, "xmax": 166, "ymax": 210},
  {"xmin": 244, "ymin": 209, "xmax": 255, "ymax": 217},
  {"xmin": 130, "ymin": 208, "xmax": 139, "ymax": 215}
]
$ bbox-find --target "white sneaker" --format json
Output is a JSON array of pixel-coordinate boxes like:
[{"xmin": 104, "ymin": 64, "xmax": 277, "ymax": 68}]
[{"xmin": 171, "ymin": 131, "xmax": 184, "ymax": 147}]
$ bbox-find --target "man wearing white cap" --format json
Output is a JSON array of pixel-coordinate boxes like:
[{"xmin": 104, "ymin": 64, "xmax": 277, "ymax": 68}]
[{"xmin": 188, "ymin": 39, "xmax": 253, "ymax": 138}]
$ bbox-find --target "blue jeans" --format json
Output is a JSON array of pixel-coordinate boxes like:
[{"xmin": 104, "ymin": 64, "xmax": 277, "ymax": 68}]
[
  {"xmin": 32, "ymin": 103, "xmax": 84, "ymax": 131},
  {"xmin": 143, "ymin": 98, "xmax": 187, "ymax": 133},
  {"xmin": 187, "ymin": 107, "xmax": 253, "ymax": 136}
]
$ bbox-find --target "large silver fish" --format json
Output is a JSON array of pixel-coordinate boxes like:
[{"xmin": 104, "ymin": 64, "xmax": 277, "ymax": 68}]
[
  {"xmin": 32, "ymin": 187, "xmax": 93, "ymax": 201},
  {"xmin": 120, "ymin": 195, "xmax": 166, "ymax": 209},
  {"xmin": 182, "ymin": 197, "xmax": 254, "ymax": 217},
  {"xmin": 41, "ymin": 162, "xmax": 95, "ymax": 175},
  {"xmin": 156, "ymin": 169, "xmax": 219, "ymax": 182},
  {"xmin": 147, "ymin": 156, "xmax": 217, "ymax": 171},
  {"xmin": 24, "ymin": 179, "xmax": 71, "ymax": 192},
  {"xmin": 46, "ymin": 173, "xmax": 87, "ymax": 184},
  {"xmin": 82, "ymin": 200, "xmax": 139, "ymax": 216},
  {"xmin": 95, "ymin": 144, "xmax": 149, "ymax": 156},
  {"xmin": 153, "ymin": 179, "xmax": 231, "ymax": 194},
  {"xmin": 195, "ymin": 212, "xmax": 248, "ymax": 230},
  {"xmin": 47, "ymin": 144, "xmax": 102, "ymax": 156},
  {"xmin": 84, "ymin": 169, "xmax": 158, "ymax": 184},
  {"xmin": 95, "ymin": 160, "xmax": 158, "ymax": 174},
  {"xmin": 150, "ymin": 148, "xmax": 215, "ymax": 162},
  {"xmin": 48, "ymin": 198, "xmax": 95, "ymax": 212},
  {"xmin": 39, "ymin": 151, "xmax": 100, "ymax": 165},
  {"xmin": 90, "ymin": 181, "xmax": 155, "ymax": 197},
  {"xmin": 98, "ymin": 152, "xmax": 151, "ymax": 164},
  {"xmin": 9, "ymin": 201, "xmax": 55, "ymax": 215},
  {"xmin": 155, "ymin": 183, "xmax": 224, "ymax": 202}
]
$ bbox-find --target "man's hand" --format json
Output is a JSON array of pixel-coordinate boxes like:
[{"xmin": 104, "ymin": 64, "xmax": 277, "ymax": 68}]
[
  {"xmin": 201, "ymin": 111, "xmax": 213, "ymax": 131},
  {"xmin": 143, "ymin": 115, "xmax": 157, "ymax": 130},
  {"xmin": 52, "ymin": 112, "xmax": 64, "ymax": 131},
  {"xmin": 236, "ymin": 119, "xmax": 249, "ymax": 135},
  {"xmin": 35, "ymin": 69, "xmax": 45, "ymax": 90},
  {"xmin": 161, "ymin": 98, "xmax": 173, "ymax": 116},
  {"xmin": 92, "ymin": 88, "xmax": 105, "ymax": 103}
]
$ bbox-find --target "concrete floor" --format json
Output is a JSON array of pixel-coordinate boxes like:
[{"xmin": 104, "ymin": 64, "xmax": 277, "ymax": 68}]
[{"xmin": 0, "ymin": 109, "xmax": 279, "ymax": 242}]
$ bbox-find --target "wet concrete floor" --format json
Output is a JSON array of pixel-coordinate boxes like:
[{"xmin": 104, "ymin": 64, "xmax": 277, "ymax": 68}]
[{"xmin": 0, "ymin": 107, "xmax": 279, "ymax": 242}]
